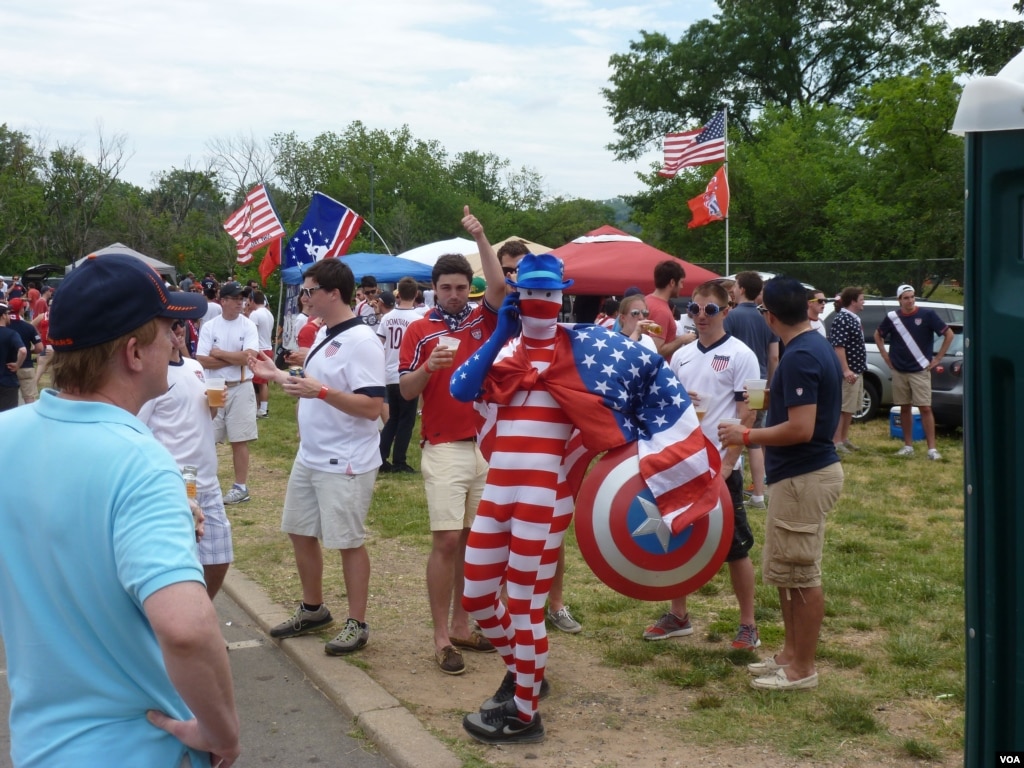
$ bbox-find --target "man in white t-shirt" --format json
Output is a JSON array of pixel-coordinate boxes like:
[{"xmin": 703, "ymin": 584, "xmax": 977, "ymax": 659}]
[
  {"xmin": 196, "ymin": 282, "xmax": 259, "ymax": 505},
  {"xmin": 643, "ymin": 280, "xmax": 762, "ymax": 650},
  {"xmin": 250, "ymin": 258, "xmax": 385, "ymax": 656},
  {"xmin": 138, "ymin": 320, "xmax": 233, "ymax": 598},
  {"xmin": 248, "ymin": 290, "xmax": 276, "ymax": 419},
  {"xmin": 376, "ymin": 277, "xmax": 422, "ymax": 473}
]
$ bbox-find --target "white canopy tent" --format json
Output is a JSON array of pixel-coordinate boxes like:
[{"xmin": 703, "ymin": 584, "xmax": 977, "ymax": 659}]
[
  {"xmin": 397, "ymin": 237, "xmax": 476, "ymax": 266},
  {"xmin": 67, "ymin": 243, "xmax": 177, "ymax": 284}
]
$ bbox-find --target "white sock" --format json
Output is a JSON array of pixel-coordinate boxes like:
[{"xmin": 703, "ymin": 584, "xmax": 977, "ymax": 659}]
[{"xmin": 750, "ymin": 495, "xmax": 764, "ymax": 504}]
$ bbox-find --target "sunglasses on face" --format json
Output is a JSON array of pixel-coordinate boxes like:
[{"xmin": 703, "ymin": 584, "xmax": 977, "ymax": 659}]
[
  {"xmin": 501, "ymin": 266, "xmax": 517, "ymax": 276},
  {"xmin": 171, "ymin": 320, "xmax": 184, "ymax": 331},
  {"xmin": 757, "ymin": 305, "xmax": 769, "ymax": 315},
  {"xmin": 687, "ymin": 302, "xmax": 722, "ymax": 317},
  {"xmin": 299, "ymin": 286, "xmax": 321, "ymax": 299},
  {"xmin": 628, "ymin": 308, "xmax": 650, "ymax": 318},
  {"xmin": 810, "ymin": 298, "xmax": 827, "ymax": 305}
]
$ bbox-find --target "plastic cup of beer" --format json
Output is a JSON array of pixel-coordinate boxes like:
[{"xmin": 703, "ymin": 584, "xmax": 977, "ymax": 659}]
[
  {"xmin": 206, "ymin": 379, "xmax": 227, "ymax": 408},
  {"xmin": 719, "ymin": 417, "xmax": 742, "ymax": 427},
  {"xmin": 438, "ymin": 336, "xmax": 461, "ymax": 351},
  {"xmin": 745, "ymin": 379, "xmax": 768, "ymax": 410},
  {"xmin": 692, "ymin": 393, "xmax": 708, "ymax": 422}
]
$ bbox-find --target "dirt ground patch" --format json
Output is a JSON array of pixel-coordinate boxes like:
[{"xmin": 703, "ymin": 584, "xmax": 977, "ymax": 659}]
[{"xmin": 342, "ymin": 536, "xmax": 958, "ymax": 768}]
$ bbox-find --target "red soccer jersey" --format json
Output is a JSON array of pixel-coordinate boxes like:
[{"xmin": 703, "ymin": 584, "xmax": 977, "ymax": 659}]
[{"xmin": 399, "ymin": 304, "xmax": 497, "ymax": 445}]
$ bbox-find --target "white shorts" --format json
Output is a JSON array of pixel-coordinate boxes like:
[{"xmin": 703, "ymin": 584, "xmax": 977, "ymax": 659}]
[
  {"xmin": 281, "ymin": 459, "xmax": 377, "ymax": 549},
  {"xmin": 197, "ymin": 489, "xmax": 233, "ymax": 566},
  {"xmin": 213, "ymin": 382, "xmax": 258, "ymax": 443},
  {"xmin": 421, "ymin": 440, "xmax": 488, "ymax": 531}
]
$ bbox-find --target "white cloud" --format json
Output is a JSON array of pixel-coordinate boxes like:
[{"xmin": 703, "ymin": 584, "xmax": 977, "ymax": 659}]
[{"xmin": 1, "ymin": 0, "xmax": 1017, "ymax": 202}]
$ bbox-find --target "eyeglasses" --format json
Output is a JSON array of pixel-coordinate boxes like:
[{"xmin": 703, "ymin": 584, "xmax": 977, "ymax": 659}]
[
  {"xmin": 300, "ymin": 286, "xmax": 321, "ymax": 299},
  {"xmin": 628, "ymin": 308, "xmax": 650, "ymax": 318},
  {"xmin": 809, "ymin": 298, "xmax": 827, "ymax": 305},
  {"xmin": 687, "ymin": 302, "xmax": 722, "ymax": 317}
]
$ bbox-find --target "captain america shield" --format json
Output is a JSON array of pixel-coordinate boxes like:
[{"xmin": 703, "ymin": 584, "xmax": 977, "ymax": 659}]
[{"xmin": 575, "ymin": 443, "xmax": 734, "ymax": 600}]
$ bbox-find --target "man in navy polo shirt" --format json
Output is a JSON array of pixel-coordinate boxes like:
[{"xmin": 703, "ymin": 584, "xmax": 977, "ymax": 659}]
[{"xmin": 720, "ymin": 276, "xmax": 843, "ymax": 692}]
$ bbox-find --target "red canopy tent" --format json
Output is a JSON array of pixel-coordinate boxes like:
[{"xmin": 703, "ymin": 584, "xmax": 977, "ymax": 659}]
[{"xmin": 552, "ymin": 225, "xmax": 720, "ymax": 297}]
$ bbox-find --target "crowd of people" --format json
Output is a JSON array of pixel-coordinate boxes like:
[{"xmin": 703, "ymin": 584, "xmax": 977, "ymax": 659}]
[{"xmin": 0, "ymin": 217, "xmax": 956, "ymax": 761}]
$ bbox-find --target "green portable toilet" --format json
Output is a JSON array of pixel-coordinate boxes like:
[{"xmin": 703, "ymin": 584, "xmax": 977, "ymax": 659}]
[{"xmin": 953, "ymin": 49, "xmax": 1024, "ymax": 765}]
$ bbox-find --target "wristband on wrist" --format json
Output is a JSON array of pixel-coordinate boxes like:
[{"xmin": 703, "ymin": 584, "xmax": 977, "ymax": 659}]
[
  {"xmin": 317, "ymin": 385, "xmax": 329, "ymax": 400},
  {"xmin": 742, "ymin": 428, "xmax": 752, "ymax": 447}
]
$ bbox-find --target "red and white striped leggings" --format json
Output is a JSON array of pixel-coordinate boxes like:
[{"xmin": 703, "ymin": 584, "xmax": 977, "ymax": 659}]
[{"xmin": 462, "ymin": 386, "xmax": 574, "ymax": 720}]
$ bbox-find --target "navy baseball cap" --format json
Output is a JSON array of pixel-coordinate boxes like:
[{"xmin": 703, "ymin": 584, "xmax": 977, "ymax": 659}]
[{"xmin": 49, "ymin": 253, "xmax": 207, "ymax": 350}]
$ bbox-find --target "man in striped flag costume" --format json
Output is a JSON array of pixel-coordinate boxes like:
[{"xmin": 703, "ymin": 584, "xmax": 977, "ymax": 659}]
[{"xmin": 451, "ymin": 253, "xmax": 720, "ymax": 745}]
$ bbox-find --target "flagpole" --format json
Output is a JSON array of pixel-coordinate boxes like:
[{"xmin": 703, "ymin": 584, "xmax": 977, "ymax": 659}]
[
  {"xmin": 363, "ymin": 221, "xmax": 394, "ymax": 255},
  {"xmin": 723, "ymin": 106, "xmax": 730, "ymax": 277}
]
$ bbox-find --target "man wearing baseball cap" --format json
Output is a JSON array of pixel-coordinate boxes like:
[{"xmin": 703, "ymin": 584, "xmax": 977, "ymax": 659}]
[
  {"xmin": 0, "ymin": 253, "xmax": 240, "ymax": 767},
  {"xmin": 873, "ymin": 284, "xmax": 954, "ymax": 460},
  {"xmin": 0, "ymin": 301, "xmax": 27, "ymax": 412}
]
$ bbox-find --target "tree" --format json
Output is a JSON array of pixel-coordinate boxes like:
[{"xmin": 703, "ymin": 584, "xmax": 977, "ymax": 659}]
[
  {"xmin": 0, "ymin": 124, "xmax": 46, "ymax": 266},
  {"xmin": 935, "ymin": 18, "xmax": 1024, "ymax": 75},
  {"xmin": 603, "ymin": 0, "xmax": 945, "ymax": 159},
  {"xmin": 41, "ymin": 129, "xmax": 131, "ymax": 263}
]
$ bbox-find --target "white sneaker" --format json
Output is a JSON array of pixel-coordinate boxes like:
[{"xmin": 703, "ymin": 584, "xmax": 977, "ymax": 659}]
[
  {"xmin": 927, "ymin": 448, "xmax": 942, "ymax": 461},
  {"xmin": 895, "ymin": 445, "xmax": 915, "ymax": 457}
]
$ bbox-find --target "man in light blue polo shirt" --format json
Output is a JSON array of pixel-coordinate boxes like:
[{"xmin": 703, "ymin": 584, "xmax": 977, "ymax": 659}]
[{"xmin": 0, "ymin": 253, "xmax": 240, "ymax": 768}]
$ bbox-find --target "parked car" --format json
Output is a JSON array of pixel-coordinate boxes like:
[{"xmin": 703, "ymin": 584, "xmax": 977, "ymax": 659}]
[
  {"xmin": 821, "ymin": 298, "xmax": 964, "ymax": 425},
  {"xmin": 20, "ymin": 263, "xmax": 65, "ymax": 290}
]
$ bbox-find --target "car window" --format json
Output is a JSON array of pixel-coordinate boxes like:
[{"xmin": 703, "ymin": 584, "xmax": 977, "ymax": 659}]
[{"xmin": 938, "ymin": 327, "xmax": 964, "ymax": 356}]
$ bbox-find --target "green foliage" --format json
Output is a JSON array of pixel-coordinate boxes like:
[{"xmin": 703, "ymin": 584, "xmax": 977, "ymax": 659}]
[
  {"xmin": 603, "ymin": 0, "xmax": 945, "ymax": 159},
  {"xmin": 936, "ymin": 18, "xmax": 1024, "ymax": 75}
]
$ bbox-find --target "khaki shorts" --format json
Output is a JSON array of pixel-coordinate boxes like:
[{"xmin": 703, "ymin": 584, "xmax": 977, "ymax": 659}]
[
  {"xmin": 891, "ymin": 369, "xmax": 931, "ymax": 407},
  {"xmin": 421, "ymin": 440, "xmax": 488, "ymax": 531},
  {"xmin": 282, "ymin": 460, "xmax": 377, "ymax": 549},
  {"xmin": 17, "ymin": 368, "xmax": 37, "ymax": 403},
  {"xmin": 213, "ymin": 382, "xmax": 258, "ymax": 443},
  {"xmin": 841, "ymin": 374, "xmax": 864, "ymax": 414},
  {"xmin": 763, "ymin": 463, "xmax": 844, "ymax": 589}
]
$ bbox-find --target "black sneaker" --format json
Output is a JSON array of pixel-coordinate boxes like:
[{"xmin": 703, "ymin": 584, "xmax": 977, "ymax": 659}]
[
  {"xmin": 463, "ymin": 699, "xmax": 545, "ymax": 745},
  {"xmin": 269, "ymin": 603, "xmax": 334, "ymax": 639},
  {"xmin": 379, "ymin": 460, "xmax": 393, "ymax": 473},
  {"xmin": 393, "ymin": 462, "xmax": 417, "ymax": 474},
  {"xmin": 480, "ymin": 670, "xmax": 551, "ymax": 712}
]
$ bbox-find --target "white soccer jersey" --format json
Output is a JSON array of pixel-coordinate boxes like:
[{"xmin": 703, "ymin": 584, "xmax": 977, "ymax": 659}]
[
  {"xmin": 669, "ymin": 333, "xmax": 759, "ymax": 464},
  {"xmin": 297, "ymin": 321, "xmax": 385, "ymax": 474},
  {"xmin": 137, "ymin": 358, "xmax": 219, "ymax": 493},
  {"xmin": 376, "ymin": 307, "xmax": 421, "ymax": 385}
]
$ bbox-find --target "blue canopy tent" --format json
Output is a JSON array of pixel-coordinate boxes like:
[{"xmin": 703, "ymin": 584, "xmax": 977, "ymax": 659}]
[{"xmin": 281, "ymin": 253, "xmax": 433, "ymax": 285}]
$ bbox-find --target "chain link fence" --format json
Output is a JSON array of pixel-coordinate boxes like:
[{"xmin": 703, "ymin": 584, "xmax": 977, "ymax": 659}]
[{"xmin": 699, "ymin": 259, "xmax": 964, "ymax": 298}]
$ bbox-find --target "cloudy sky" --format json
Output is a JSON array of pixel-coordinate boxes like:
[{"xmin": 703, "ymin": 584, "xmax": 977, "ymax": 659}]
[{"xmin": 2, "ymin": 0, "xmax": 1019, "ymax": 202}]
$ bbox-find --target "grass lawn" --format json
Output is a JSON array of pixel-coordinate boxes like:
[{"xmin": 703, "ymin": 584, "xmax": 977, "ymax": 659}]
[{"xmin": 225, "ymin": 386, "xmax": 965, "ymax": 764}]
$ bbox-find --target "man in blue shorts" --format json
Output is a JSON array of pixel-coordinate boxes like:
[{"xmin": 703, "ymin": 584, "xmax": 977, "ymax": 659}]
[{"xmin": 720, "ymin": 276, "xmax": 844, "ymax": 691}]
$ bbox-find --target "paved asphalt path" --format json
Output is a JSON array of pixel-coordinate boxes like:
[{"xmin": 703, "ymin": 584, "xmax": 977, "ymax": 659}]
[{"xmin": 0, "ymin": 590, "xmax": 395, "ymax": 768}]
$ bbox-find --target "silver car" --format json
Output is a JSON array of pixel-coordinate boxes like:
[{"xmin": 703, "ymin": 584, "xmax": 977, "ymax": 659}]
[{"xmin": 821, "ymin": 298, "xmax": 964, "ymax": 424}]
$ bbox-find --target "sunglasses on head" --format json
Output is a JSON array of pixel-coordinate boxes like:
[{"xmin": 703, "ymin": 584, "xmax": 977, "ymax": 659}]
[
  {"xmin": 629, "ymin": 308, "xmax": 650, "ymax": 318},
  {"xmin": 687, "ymin": 302, "xmax": 722, "ymax": 317}
]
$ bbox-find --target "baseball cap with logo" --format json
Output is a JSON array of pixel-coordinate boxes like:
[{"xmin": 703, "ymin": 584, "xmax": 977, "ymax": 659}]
[
  {"xmin": 219, "ymin": 281, "xmax": 244, "ymax": 298},
  {"xmin": 49, "ymin": 253, "xmax": 207, "ymax": 350}
]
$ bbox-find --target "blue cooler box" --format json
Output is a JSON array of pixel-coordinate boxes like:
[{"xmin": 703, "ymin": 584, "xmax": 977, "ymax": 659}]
[{"xmin": 889, "ymin": 406, "xmax": 925, "ymax": 441}]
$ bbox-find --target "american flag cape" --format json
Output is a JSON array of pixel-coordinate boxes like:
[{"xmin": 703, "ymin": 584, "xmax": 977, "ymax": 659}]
[
  {"xmin": 659, "ymin": 110, "xmax": 727, "ymax": 177},
  {"xmin": 476, "ymin": 324, "xmax": 721, "ymax": 533},
  {"xmin": 223, "ymin": 184, "xmax": 287, "ymax": 263}
]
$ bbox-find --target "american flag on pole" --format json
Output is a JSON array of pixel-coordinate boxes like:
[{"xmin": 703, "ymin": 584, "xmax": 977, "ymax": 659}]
[
  {"xmin": 284, "ymin": 193, "xmax": 364, "ymax": 270},
  {"xmin": 223, "ymin": 184, "xmax": 287, "ymax": 263},
  {"xmin": 659, "ymin": 109, "xmax": 727, "ymax": 178}
]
